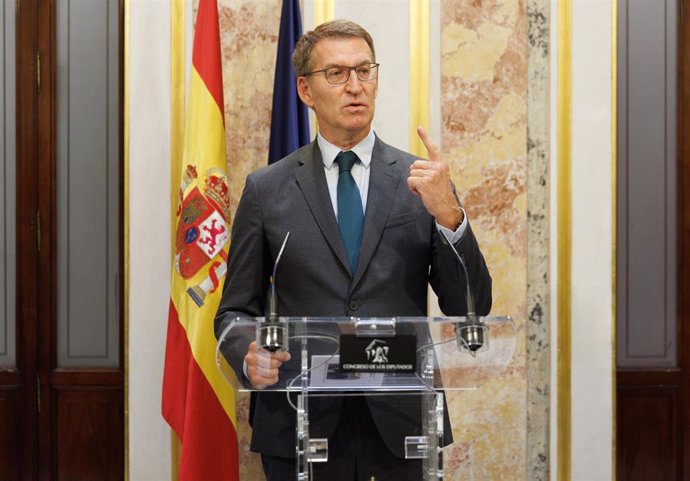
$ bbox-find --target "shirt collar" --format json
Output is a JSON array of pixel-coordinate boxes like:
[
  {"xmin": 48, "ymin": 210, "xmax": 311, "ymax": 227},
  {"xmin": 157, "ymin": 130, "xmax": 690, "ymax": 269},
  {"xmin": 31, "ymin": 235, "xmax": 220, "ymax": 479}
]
[{"xmin": 318, "ymin": 130, "xmax": 375, "ymax": 170}]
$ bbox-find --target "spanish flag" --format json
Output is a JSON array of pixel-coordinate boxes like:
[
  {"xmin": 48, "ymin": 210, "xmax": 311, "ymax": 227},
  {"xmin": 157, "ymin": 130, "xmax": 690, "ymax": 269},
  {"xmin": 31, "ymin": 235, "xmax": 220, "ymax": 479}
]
[{"xmin": 162, "ymin": 1, "xmax": 238, "ymax": 480}]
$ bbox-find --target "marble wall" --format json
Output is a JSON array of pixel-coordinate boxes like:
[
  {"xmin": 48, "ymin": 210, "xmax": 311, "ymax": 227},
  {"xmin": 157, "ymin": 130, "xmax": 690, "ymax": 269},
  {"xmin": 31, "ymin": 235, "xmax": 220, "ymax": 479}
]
[
  {"xmin": 218, "ymin": 0, "xmax": 280, "ymax": 214},
  {"xmin": 217, "ymin": 4, "xmax": 280, "ymax": 479},
  {"xmin": 214, "ymin": 1, "xmax": 545, "ymax": 479},
  {"xmin": 525, "ymin": 0, "xmax": 550, "ymax": 478},
  {"xmin": 440, "ymin": 1, "xmax": 528, "ymax": 479}
]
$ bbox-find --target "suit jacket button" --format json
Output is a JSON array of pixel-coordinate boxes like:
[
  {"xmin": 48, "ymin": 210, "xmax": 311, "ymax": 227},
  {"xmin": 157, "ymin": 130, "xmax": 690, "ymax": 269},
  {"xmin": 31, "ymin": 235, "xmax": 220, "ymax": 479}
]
[{"xmin": 348, "ymin": 300, "xmax": 359, "ymax": 311}]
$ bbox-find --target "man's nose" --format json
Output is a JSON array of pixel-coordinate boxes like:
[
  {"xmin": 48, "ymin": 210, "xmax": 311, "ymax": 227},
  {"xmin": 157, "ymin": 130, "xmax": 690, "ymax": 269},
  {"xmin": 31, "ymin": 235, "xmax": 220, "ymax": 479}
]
[{"xmin": 344, "ymin": 70, "xmax": 363, "ymax": 92}]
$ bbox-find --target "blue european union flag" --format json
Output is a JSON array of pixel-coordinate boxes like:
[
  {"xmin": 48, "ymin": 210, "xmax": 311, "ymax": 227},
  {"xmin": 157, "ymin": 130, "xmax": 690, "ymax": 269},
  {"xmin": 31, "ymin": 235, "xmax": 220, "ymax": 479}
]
[{"xmin": 268, "ymin": 0, "xmax": 310, "ymax": 164}]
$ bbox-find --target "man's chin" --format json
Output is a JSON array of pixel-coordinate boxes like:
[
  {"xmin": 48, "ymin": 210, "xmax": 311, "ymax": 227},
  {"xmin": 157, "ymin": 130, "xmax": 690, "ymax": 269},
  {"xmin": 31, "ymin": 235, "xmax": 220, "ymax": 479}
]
[
  {"xmin": 342, "ymin": 117, "xmax": 373, "ymax": 133},
  {"xmin": 343, "ymin": 125, "xmax": 372, "ymax": 139}
]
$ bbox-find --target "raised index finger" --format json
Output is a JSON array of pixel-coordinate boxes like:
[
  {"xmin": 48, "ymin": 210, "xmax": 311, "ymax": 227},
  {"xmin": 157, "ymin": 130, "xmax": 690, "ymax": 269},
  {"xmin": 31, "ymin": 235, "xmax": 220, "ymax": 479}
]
[{"xmin": 416, "ymin": 126, "xmax": 441, "ymax": 161}]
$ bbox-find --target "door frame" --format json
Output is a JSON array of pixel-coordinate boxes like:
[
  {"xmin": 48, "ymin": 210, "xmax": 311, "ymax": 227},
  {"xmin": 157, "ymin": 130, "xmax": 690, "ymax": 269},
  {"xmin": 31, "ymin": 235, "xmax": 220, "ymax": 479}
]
[{"xmin": 9, "ymin": 1, "xmax": 125, "ymax": 479}]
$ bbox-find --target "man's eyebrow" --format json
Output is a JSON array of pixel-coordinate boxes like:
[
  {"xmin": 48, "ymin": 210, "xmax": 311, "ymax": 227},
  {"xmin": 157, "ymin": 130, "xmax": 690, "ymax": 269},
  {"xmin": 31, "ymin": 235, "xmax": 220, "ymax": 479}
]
[{"xmin": 320, "ymin": 61, "xmax": 374, "ymax": 69}]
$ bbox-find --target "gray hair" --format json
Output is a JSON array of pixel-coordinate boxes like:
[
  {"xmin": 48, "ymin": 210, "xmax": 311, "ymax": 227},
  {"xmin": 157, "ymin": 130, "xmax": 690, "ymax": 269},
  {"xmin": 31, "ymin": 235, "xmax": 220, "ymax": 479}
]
[{"xmin": 292, "ymin": 19, "xmax": 376, "ymax": 77}]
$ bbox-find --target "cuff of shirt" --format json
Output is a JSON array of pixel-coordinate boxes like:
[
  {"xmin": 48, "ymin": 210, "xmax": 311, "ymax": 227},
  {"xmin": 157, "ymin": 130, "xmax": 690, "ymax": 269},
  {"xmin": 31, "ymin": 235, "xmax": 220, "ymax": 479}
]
[{"xmin": 436, "ymin": 207, "xmax": 467, "ymax": 244}]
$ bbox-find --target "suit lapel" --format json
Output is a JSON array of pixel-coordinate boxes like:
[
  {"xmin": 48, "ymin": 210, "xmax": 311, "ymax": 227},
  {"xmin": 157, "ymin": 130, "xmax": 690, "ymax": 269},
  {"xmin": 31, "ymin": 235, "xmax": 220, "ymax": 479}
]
[
  {"xmin": 352, "ymin": 139, "xmax": 401, "ymax": 287},
  {"xmin": 294, "ymin": 142, "xmax": 351, "ymax": 273}
]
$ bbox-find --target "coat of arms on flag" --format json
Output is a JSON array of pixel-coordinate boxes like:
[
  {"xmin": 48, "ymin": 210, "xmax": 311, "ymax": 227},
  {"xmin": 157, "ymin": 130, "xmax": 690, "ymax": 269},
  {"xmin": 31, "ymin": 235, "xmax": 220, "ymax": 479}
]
[{"xmin": 174, "ymin": 164, "xmax": 230, "ymax": 306}]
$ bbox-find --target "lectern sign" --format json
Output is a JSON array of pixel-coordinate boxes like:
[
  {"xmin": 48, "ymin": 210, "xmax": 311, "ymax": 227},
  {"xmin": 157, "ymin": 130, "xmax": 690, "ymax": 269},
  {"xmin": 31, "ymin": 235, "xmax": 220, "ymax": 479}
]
[{"xmin": 339, "ymin": 335, "xmax": 417, "ymax": 372}]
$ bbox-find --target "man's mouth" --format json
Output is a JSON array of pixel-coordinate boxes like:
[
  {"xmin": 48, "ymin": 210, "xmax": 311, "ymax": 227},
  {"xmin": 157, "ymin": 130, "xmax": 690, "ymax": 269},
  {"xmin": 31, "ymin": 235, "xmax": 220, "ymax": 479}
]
[{"xmin": 344, "ymin": 102, "xmax": 367, "ymax": 110}]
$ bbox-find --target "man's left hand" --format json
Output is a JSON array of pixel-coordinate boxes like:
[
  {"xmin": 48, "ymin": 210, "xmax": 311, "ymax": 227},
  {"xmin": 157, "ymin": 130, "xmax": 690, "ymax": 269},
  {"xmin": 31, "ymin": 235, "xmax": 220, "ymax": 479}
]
[{"xmin": 407, "ymin": 126, "xmax": 464, "ymax": 230}]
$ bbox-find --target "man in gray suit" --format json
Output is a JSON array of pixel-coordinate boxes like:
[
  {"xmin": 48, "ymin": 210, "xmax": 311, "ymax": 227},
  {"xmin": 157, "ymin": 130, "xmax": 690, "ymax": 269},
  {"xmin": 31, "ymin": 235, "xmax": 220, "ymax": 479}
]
[{"xmin": 215, "ymin": 19, "xmax": 492, "ymax": 481}]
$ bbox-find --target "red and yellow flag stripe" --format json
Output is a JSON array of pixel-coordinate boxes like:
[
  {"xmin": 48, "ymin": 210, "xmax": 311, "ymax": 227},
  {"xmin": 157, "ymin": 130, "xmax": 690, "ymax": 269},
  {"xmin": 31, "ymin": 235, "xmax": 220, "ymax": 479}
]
[{"xmin": 162, "ymin": 1, "xmax": 238, "ymax": 480}]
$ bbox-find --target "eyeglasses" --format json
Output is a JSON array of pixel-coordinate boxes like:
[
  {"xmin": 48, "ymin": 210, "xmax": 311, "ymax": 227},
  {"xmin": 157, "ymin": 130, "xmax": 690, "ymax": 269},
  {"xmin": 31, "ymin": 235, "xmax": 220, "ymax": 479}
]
[{"xmin": 304, "ymin": 63, "xmax": 379, "ymax": 84}]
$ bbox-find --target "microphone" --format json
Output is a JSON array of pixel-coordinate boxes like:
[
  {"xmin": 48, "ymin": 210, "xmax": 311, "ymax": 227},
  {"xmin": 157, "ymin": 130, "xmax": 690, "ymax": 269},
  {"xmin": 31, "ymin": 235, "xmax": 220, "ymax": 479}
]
[
  {"xmin": 258, "ymin": 231, "xmax": 291, "ymax": 352},
  {"xmin": 439, "ymin": 230, "xmax": 485, "ymax": 355}
]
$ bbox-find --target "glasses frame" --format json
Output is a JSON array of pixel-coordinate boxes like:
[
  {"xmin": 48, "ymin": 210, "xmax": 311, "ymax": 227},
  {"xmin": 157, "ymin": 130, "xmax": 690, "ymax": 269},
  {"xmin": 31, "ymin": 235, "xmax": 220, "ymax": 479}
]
[{"xmin": 302, "ymin": 63, "xmax": 380, "ymax": 85}]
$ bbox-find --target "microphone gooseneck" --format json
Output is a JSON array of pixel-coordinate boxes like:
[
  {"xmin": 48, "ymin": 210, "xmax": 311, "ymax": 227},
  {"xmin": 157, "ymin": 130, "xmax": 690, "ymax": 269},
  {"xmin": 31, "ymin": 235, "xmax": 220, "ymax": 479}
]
[
  {"xmin": 439, "ymin": 229, "xmax": 484, "ymax": 354},
  {"xmin": 260, "ymin": 231, "xmax": 291, "ymax": 353},
  {"xmin": 268, "ymin": 231, "xmax": 291, "ymax": 323}
]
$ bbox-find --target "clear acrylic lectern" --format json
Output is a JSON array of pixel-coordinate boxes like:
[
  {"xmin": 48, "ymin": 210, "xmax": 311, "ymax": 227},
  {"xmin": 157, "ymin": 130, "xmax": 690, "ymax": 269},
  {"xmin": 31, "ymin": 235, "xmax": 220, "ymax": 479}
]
[{"xmin": 216, "ymin": 316, "xmax": 515, "ymax": 481}]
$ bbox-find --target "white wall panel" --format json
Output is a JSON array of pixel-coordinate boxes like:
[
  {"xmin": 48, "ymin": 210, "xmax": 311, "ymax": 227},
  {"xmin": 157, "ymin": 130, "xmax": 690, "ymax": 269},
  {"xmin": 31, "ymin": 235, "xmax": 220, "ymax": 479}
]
[
  {"xmin": 570, "ymin": 0, "xmax": 614, "ymax": 477},
  {"xmin": 335, "ymin": 0, "xmax": 411, "ymax": 150},
  {"xmin": 551, "ymin": 1, "xmax": 615, "ymax": 480},
  {"xmin": 128, "ymin": 0, "xmax": 172, "ymax": 479}
]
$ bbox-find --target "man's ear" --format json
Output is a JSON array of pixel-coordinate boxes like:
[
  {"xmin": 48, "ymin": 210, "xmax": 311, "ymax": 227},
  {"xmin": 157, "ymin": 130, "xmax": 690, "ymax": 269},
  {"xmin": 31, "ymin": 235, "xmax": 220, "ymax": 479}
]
[{"xmin": 297, "ymin": 77, "xmax": 314, "ymax": 108}]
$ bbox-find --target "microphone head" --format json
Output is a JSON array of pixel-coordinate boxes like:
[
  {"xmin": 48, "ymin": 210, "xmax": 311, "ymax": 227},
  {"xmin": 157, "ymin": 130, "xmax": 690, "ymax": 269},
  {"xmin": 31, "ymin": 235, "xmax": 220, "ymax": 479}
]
[
  {"xmin": 456, "ymin": 318, "xmax": 487, "ymax": 355},
  {"xmin": 258, "ymin": 323, "xmax": 285, "ymax": 353}
]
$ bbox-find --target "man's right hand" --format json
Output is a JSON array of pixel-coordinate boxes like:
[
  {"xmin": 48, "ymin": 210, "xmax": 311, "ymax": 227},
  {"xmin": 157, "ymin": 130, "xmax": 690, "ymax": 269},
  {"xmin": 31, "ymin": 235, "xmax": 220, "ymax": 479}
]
[{"xmin": 244, "ymin": 341, "xmax": 291, "ymax": 389}]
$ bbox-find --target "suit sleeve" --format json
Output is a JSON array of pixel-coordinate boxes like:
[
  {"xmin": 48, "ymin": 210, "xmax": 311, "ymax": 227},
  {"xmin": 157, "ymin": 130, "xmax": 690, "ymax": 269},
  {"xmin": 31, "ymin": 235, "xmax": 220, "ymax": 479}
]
[
  {"xmin": 429, "ymin": 213, "xmax": 492, "ymax": 317},
  {"xmin": 214, "ymin": 174, "xmax": 269, "ymax": 378}
]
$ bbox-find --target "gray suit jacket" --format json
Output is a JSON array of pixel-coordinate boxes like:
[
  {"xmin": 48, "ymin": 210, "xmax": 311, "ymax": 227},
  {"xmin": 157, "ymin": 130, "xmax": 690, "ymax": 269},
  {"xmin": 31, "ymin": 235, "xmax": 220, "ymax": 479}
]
[{"xmin": 215, "ymin": 136, "xmax": 492, "ymax": 459}]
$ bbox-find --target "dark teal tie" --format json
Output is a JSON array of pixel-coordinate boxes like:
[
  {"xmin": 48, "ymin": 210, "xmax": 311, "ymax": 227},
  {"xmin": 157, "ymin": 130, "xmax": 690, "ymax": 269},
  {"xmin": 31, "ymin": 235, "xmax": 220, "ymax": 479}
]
[{"xmin": 336, "ymin": 151, "xmax": 364, "ymax": 273}]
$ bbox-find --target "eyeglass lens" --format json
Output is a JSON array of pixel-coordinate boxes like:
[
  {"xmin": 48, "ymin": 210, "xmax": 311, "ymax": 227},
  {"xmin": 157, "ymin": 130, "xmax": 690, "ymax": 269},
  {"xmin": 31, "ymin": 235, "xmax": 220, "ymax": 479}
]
[{"xmin": 326, "ymin": 64, "xmax": 378, "ymax": 84}]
